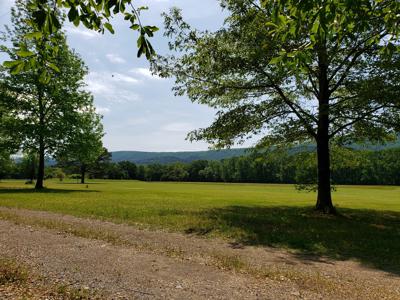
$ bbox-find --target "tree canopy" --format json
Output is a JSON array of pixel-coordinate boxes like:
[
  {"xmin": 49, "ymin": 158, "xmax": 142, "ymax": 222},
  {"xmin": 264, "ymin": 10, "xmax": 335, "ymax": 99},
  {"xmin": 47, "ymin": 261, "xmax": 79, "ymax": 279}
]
[
  {"xmin": 154, "ymin": 0, "xmax": 400, "ymax": 213},
  {"xmin": 56, "ymin": 108, "xmax": 104, "ymax": 184}
]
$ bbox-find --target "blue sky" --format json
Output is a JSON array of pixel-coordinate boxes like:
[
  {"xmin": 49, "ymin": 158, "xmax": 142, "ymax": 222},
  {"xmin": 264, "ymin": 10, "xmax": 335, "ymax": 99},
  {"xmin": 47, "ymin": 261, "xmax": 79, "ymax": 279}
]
[{"xmin": 0, "ymin": 0, "xmax": 245, "ymax": 152}]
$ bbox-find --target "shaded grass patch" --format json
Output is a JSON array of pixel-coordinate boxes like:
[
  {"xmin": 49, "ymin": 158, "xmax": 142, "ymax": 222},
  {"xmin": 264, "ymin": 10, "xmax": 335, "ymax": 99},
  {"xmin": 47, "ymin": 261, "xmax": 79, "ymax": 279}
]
[
  {"xmin": 191, "ymin": 206, "xmax": 400, "ymax": 274},
  {"xmin": 0, "ymin": 187, "xmax": 98, "ymax": 194}
]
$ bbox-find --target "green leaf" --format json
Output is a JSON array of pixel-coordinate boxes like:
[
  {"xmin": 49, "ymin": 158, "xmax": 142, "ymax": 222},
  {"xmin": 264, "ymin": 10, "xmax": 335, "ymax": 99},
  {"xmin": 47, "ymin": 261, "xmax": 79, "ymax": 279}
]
[
  {"xmin": 16, "ymin": 50, "xmax": 35, "ymax": 58},
  {"xmin": 50, "ymin": 13, "xmax": 61, "ymax": 30},
  {"xmin": 10, "ymin": 62, "xmax": 25, "ymax": 75},
  {"xmin": 311, "ymin": 18, "xmax": 320, "ymax": 35},
  {"xmin": 39, "ymin": 70, "xmax": 50, "ymax": 84},
  {"xmin": 24, "ymin": 32, "xmax": 42, "ymax": 39},
  {"xmin": 68, "ymin": 7, "xmax": 78, "ymax": 22},
  {"xmin": 265, "ymin": 22, "xmax": 278, "ymax": 28},
  {"xmin": 73, "ymin": 17, "xmax": 80, "ymax": 27},
  {"xmin": 48, "ymin": 62, "xmax": 60, "ymax": 72},
  {"xmin": 137, "ymin": 45, "xmax": 144, "ymax": 58},
  {"xmin": 104, "ymin": 23, "xmax": 115, "ymax": 34},
  {"xmin": 146, "ymin": 26, "xmax": 159, "ymax": 32},
  {"xmin": 269, "ymin": 56, "xmax": 281, "ymax": 64},
  {"xmin": 137, "ymin": 35, "xmax": 145, "ymax": 48},
  {"xmin": 3, "ymin": 60, "xmax": 22, "ymax": 68},
  {"xmin": 130, "ymin": 24, "xmax": 140, "ymax": 30}
]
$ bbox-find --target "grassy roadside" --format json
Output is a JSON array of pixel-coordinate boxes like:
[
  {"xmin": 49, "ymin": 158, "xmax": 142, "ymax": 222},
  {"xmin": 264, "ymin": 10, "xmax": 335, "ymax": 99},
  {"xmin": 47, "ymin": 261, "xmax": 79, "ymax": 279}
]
[
  {"xmin": 0, "ymin": 180, "xmax": 399, "ymax": 274},
  {"xmin": 0, "ymin": 209, "xmax": 347, "ymax": 294},
  {"xmin": 0, "ymin": 208, "xmax": 398, "ymax": 299}
]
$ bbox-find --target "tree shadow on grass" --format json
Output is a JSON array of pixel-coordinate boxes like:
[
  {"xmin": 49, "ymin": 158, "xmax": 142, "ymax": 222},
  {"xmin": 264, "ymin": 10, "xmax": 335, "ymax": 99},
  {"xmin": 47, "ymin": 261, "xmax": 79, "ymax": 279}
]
[
  {"xmin": 188, "ymin": 206, "xmax": 400, "ymax": 275},
  {"xmin": 0, "ymin": 188, "xmax": 98, "ymax": 194}
]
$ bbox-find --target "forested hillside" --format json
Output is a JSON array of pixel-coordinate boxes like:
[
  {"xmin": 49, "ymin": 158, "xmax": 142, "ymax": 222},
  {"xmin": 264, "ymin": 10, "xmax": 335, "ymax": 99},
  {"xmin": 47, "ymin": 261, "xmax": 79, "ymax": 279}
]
[
  {"xmin": 111, "ymin": 148, "xmax": 248, "ymax": 164},
  {"xmin": 110, "ymin": 138, "xmax": 400, "ymax": 165}
]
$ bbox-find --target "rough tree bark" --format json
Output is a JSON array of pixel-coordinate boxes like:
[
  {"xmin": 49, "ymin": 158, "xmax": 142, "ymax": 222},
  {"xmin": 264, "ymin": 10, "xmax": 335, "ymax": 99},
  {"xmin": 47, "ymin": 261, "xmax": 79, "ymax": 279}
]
[
  {"xmin": 316, "ymin": 131, "xmax": 335, "ymax": 213},
  {"xmin": 35, "ymin": 139, "xmax": 45, "ymax": 189},
  {"xmin": 315, "ymin": 42, "xmax": 336, "ymax": 214},
  {"xmin": 35, "ymin": 84, "xmax": 45, "ymax": 190}
]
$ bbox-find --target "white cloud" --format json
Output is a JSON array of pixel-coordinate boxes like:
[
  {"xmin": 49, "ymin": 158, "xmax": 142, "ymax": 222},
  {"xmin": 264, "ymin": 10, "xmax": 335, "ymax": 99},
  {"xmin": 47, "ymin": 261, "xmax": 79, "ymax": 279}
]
[
  {"xmin": 112, "ymin": 73, "xmax": 140, "ymax": 84},
  {"xmin": 106, "ymin": 53, "xmax": 126, "ymax": 64},
  {"xmin": 129, "ymin": 67, "xmax": 162, "ymax": 80},
  {"xmin": 86, "ymin": 71, "xmax": 140, "ymax": 90},
  {"xmin": 96, "ymin": 106, "xmax": 111, "ymax": 115},
  {"xmin": 86, "ymin": 78, "xmax": 108, "ymax": 94},
  {"xmin": 85, "ymin": 72, "xmax": 141, "ymax": 103},
  {"xmin": 67, "ymin": 26, "xmax": 100, "ymax": 39}
]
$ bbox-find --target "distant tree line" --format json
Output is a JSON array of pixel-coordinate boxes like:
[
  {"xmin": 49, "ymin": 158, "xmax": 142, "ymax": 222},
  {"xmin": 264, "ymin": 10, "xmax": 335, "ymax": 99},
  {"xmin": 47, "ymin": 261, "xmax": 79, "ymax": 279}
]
[
  {"xmin": 1, "ymin": 147, "xmax": 399, "ymax": 186},
  {"xmin": 134, "ymin": 147, "xmax": 400, "ymax": 186}
]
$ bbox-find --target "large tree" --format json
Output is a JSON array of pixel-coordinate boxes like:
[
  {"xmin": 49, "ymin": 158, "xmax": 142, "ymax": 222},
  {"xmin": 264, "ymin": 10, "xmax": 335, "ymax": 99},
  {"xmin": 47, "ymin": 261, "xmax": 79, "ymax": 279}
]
[
  {"xmin": 1, "ymin": 0, "xmax": 101, "ymax": 189},
  {"xmin": 154, "ymin": 0, "xmax": 400, "ymax": 213}
]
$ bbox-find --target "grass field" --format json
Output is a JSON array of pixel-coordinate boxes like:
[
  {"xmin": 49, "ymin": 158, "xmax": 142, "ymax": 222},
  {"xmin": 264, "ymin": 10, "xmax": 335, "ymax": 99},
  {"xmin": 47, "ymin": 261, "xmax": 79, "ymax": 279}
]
[{"xmin": 0, "ymin": 179, "xmax": 399, "ymax": 273}]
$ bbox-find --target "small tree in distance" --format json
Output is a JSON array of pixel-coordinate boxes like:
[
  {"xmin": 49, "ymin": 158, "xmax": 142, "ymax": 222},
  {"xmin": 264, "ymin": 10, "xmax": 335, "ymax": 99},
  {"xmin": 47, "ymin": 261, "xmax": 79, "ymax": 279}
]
[
  {"xmin": 154, "ymin": 0, "xmax": 400, "ymax": 214},
  {"xmin": 57, "ymin": 109, "xmax": 104, "ymax": 184}
]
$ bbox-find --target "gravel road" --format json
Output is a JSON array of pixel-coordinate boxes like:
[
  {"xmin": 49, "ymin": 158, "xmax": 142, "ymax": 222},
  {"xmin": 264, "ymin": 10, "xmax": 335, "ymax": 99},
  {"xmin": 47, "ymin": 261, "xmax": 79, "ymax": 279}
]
[{"xmin": 0, "ymin": 207, "xmax": 399, "ymax": 299}]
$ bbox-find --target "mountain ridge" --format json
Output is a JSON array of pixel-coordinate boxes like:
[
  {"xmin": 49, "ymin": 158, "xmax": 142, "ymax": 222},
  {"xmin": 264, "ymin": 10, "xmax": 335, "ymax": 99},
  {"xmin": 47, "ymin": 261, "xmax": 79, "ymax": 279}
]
[
  {"xmin": 111, "ymin": 138, "xmax": 400, "ymax": 164},
  {"xmin": 111, "ymin": 148, "xmax": 248, "ymax": 164}
]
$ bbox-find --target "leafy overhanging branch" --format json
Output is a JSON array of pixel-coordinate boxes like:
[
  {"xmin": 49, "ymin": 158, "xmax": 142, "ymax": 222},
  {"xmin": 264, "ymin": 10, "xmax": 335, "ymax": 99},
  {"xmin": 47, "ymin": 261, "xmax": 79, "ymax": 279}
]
[{"xmin": 2, "ymin": 0, "xmax": 159, "ymax": 78}]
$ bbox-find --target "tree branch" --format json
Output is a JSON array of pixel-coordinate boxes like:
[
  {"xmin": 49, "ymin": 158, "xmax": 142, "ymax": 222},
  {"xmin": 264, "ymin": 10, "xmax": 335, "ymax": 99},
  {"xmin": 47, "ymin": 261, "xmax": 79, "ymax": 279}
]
[
  {"xmin": 255, "ymin": 65, "xmax": 318, "ymax": 127},
  {"xmin": 328, "ymin": 30, "xmax": 388, "ymax": 94},
  {"xmin": 265, "ymin": 74, "xmax": 317, "ymax": 138},
  {"xmin": 329, "ymin": 104, "xmax": 387, "ymax": 137}
]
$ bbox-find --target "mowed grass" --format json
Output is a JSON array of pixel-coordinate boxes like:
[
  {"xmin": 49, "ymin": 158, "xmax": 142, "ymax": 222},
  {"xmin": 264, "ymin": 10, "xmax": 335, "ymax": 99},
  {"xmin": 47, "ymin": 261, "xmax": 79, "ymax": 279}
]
[{"xmin": 0, "ymin": 179, "xmax": 399, "ymax": 273}]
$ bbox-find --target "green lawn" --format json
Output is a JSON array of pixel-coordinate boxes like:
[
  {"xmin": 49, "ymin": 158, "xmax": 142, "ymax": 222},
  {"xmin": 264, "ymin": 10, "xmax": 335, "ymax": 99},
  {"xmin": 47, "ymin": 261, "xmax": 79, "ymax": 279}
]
[{"xmin": 0, "ymin": 180, "xmax": 399, "ymax": 273}]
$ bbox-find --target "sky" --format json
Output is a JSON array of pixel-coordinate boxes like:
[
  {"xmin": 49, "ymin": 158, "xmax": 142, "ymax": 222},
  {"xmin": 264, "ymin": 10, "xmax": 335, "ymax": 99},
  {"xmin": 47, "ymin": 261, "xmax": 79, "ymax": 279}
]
[{"xmin": 0, "ymin": 0, "xmax": 244, "ymax": 152}]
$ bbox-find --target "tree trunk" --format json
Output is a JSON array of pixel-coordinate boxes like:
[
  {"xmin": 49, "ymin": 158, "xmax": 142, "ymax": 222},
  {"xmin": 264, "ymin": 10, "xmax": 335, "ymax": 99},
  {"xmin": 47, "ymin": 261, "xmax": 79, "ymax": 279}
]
[
  {"xmin": 315, "ymin": 133, "xmax": 335, "ymax": 214},
  {"xmin": 315, "ymin": 41, "xmax": 336, "ymax": 214},
  {"xmin": 35, "ymin": 82, "xmax": 45, "ymax": 190},
  {"xmin": 80, "ymin": 164, "xmax": 86, "ymax": 184},
  {"xmin": 35, "ymin": 139, "xmax": 45, "ymax": 189}
]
